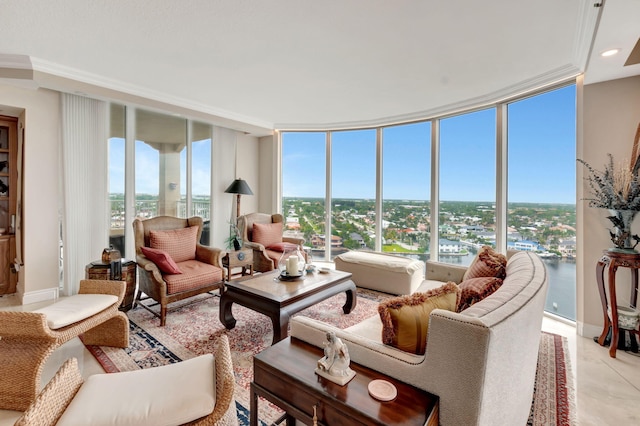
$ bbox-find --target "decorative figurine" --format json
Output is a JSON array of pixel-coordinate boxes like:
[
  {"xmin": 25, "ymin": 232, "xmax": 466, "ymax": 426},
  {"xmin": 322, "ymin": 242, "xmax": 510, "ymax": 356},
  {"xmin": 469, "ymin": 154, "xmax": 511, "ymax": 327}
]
[{"xmin": 315, "ymin": 331, "xmax": 356, "ymax": 385}]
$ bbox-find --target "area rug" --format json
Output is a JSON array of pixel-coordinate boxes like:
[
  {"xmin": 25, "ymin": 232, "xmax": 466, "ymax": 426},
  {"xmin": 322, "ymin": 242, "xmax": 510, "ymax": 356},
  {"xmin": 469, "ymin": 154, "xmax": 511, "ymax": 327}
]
[{"xmin": 84, "ymin": 291, "xmax": 575, "ymax": 425}]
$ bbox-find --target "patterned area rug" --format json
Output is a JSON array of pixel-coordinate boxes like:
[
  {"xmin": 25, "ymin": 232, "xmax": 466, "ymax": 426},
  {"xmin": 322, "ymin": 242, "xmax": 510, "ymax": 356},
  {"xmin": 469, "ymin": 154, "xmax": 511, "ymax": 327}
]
[{"xmin": 84, "ymin": 290, "xmax": 575, "ymax": 425}]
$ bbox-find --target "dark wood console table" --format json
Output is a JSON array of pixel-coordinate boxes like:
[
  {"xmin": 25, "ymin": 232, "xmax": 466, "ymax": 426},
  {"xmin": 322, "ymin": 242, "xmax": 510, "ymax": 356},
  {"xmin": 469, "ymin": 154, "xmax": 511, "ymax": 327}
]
[
  {"xmin": 251, "ymin": 337, "xmax": 438, "ymax": 426},
  {"xmin": 595, "ymin": 250, "xmax": 640, "ymax": 358}
]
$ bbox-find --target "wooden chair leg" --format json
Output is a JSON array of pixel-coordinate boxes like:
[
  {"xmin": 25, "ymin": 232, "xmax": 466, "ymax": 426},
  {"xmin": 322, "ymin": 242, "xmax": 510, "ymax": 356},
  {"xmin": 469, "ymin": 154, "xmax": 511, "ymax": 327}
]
[{"xmin": 160, "ymin": 304, "xmax": 167, "ymax": 326}]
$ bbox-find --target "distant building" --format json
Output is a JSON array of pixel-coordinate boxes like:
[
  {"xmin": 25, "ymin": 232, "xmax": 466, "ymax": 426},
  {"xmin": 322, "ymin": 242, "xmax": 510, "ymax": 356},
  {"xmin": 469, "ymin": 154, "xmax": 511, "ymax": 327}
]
[
  {"xmin": 349, "ymin": 232, "xmax": 366, "ymax": 248},
  {"xmin": 439, "ymin": 239, "xmax": 461, "ymax": 253},
  {"xmin": 509, "ymin": 240, "xmax": 544, "ymax": 252}
]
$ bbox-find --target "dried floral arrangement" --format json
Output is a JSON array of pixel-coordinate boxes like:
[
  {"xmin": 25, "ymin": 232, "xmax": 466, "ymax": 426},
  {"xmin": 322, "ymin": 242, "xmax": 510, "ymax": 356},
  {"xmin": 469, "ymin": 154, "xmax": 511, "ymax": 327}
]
[
  {"xmin": 578, "ymin": 123, "xmax": 640, "ymax": 210},
  {"xmin": 578, "ymin": 123, "xmax": 640, "ymax": 249}
]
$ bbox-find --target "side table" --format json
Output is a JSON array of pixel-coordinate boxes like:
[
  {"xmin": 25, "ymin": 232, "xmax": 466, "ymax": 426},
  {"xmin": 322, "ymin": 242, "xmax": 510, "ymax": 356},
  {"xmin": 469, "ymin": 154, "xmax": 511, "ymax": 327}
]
[
  {"xmin": 251, "ymin": 337, "xmax": 438, "ymax": 426},
  {"xmin": 222, "ymin": 248, "xmax": 253, "ymax": 282},
  {"xmin": 85, "ymin": 259, "xmax": 137, "ymax": 311},
  {"xmin": 595, "ymin": 250, "xmax": 640, "ymax": 357}
]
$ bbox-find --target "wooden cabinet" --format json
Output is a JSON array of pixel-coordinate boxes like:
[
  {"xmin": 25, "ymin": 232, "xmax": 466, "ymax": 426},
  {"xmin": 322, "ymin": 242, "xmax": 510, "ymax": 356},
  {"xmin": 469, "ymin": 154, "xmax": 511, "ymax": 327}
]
[{"xmin": 0, "ymin": 116, "xmax": 18, "ymax": 295}]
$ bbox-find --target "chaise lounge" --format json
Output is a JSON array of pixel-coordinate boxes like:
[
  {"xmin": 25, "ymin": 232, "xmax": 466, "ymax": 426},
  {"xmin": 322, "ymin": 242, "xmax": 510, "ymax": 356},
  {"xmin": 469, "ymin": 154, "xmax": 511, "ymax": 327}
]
[{"xmin": 0, "ymin": 279, "xmax": 129, "ymax": 411}]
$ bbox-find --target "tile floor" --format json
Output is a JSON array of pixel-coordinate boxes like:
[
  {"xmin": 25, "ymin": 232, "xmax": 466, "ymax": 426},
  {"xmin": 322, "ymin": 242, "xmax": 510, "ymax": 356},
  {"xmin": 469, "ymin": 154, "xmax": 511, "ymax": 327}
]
[{"xmin": 0, "ymin": 294, "xmax": 639, "ymax": 425}]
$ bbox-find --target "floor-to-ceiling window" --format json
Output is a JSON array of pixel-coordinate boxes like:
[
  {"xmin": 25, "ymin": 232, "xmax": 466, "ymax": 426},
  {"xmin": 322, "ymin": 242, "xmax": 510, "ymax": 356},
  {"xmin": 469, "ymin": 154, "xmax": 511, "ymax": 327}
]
[
  {"xmin": 280, "ymin": 82, "xmax": 577, "ymax": 320},
  {"xmin": 507, "ymin": 86, "xmax": 577, "ymax": 320},
  {"xmin": 282, "ymin": 132, "xmax": 327, "ymax": 261},
  {"xmin": 382, "ymin": 122, "xmax": 431, "ymax": 261},
  {"xmin": 438, "ymin": 108, "xmax": 496, "ymax": 265},
  {"xmin": 109, "ymin": 106, "xmax": 216, "ymax": 256},
  {"xmin": 331, "ymin": 129, "xmax": 376, "ymax": 259},
  {"xmin": 108, "ymin": 104, "xmax": 126, "ymax": 255},
  {"xmin": 135, "ymin": 109, "xmax": 187, "ymax": 220}
]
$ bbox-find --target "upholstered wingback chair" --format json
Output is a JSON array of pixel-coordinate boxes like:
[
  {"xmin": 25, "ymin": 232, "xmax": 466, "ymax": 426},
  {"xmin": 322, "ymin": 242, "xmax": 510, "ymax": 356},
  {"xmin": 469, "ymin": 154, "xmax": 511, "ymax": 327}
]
[
  {"xmin": 237, "ymin": 213, "xmax": 307, "ymax": 272},
  {"xmin": 133, "ymin": 216, "xmax": 226, "ymax": 326}
]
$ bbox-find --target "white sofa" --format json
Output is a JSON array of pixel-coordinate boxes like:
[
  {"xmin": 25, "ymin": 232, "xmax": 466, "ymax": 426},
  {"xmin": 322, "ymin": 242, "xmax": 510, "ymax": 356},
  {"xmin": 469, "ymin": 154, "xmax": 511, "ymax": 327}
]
[{"xmin": 290, "ymin": 251, "xmax": 548, "ymax": 426}]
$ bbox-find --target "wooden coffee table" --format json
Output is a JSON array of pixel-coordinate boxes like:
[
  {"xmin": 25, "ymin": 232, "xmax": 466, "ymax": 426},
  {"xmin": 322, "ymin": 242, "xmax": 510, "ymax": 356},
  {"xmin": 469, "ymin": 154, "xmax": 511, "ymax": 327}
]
[
  {"xmin": 251, "ymin": 337, "xmax": 439, "ymax": 426},
  {"xmin": 219, "ymin": 269, "xmax": 356, "ymax": 345}
]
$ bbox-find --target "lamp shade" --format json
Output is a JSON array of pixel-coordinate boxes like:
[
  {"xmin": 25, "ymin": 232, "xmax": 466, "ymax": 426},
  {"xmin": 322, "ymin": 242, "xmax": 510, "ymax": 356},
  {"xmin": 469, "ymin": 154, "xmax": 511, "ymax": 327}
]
[{"xmin": 224, "ymin": 179, "xmax": 253, "ymax": 195}]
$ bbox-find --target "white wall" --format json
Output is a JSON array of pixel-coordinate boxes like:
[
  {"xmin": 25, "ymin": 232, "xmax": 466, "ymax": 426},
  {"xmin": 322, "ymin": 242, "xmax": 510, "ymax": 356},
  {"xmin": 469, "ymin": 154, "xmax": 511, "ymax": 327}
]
[
  {"xmin": 0, "ymin": 83, "xmax": 61, "ymax": 302},
  {"xmin": 579, "ymin": 75, "xmax": 640, "ymax": 337}
]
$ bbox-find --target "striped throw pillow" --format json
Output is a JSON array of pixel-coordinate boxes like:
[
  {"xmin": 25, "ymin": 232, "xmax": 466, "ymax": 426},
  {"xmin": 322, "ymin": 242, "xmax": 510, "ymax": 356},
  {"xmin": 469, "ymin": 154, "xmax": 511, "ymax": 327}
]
[{"xmin": 378, "ymin": 282, "xmax": 460, "ymax": 355}]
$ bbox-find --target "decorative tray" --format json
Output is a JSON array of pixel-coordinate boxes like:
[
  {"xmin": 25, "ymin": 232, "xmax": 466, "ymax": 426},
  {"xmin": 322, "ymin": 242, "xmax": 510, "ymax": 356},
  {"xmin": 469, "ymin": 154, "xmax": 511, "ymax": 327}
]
[
  {"xmin": 368, "ymin": 379, "xmax": 397, "ymax": 401},
  {"xmin": 278, "ymin": 271, "xmax": 305, "ymax": 281}
]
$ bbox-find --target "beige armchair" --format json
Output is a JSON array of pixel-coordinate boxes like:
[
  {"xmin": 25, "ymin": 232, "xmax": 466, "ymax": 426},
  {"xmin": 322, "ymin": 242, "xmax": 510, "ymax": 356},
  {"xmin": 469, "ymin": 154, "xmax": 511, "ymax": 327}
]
[
  {"xmin": 237, "ymin": 213, "xmax": 306, "ymax": 272},
  {"xmin": 133, "ymin": 216, "xmax": 226, "ymax": 326}
]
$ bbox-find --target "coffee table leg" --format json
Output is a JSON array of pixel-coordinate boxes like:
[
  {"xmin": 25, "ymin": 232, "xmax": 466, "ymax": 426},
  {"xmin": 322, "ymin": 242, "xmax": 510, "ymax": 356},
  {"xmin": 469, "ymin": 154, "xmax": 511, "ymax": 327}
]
[
  {"xmin": 271, "ymin": 311, "xmax": 290, "ymax": 345},
  {"xmin": 250, "ymin": 383, "xmax": 258, "ymax": 426},
  {"xmin": 342, "ymin": 283, "xmax": 357, "ymax": 314},
  {"xmin": 219, "ymin": 296, "xmax": 237, "ymax": 329}
]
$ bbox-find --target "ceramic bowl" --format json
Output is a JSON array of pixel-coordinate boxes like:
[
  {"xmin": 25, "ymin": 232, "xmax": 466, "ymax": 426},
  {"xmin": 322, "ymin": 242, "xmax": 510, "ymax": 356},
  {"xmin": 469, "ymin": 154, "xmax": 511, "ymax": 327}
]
[{"xmin": 611, "ymin": 305, "xmax": 640, "ymax": 330}]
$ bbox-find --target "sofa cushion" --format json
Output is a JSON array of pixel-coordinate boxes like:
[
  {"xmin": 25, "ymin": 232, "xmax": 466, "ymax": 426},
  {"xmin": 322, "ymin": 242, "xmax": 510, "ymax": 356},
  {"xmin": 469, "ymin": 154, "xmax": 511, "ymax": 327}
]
[
  {"xmin": 163, "ymin": 260, "xmax": 223, "ymax": 294},
  {"xmin": 149, "ymin": 226, "xmax": 198, "ymax": 263},
  {"xmin": 56, "ymin": 354, "xmax": 215, "ymax": 426},
  {"xmin": 463, "ymin": 245, "xmax": 507, "ymax": 280},
  {"xmin": 252, "ymin": 222, "xmax": 283, "ymax": 247},
  {"xmin": 457, "ymin": 276, "xmax": 503, "ymax": 312},
  {"xmin": 378, "ymin": 282, "xmax": 460, "ymax": 354},
  {"xmin": 141, "ymin": 246, "xmax": 182, "ymax": 274},
  {"xmin": 33, "ymin": 294, "xmax": 119, "ymax": 330}
]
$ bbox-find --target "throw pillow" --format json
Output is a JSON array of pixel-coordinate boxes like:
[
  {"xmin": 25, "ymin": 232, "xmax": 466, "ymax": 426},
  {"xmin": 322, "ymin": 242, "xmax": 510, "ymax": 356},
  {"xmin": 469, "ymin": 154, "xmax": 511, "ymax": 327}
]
[
  {"xmin": 457, "ymin": 276, "xmax": 503, "ymax": 312},
  {"xmin": 252, "ymin": 222, "xmax": 283, "ymax": 248},
  {"xmin": 140, "ymin": 246, "xmax": 182, "ymax": 275},
  {"xmin": 463, "ymin": 245, "xmax": 507, "ymax": 281},
  {"xmin": 378, "ymin": 282, "xmax": 460, "ymax": 355},
  {"xmin": 267, "ymin": 242, "xmax": 299, "ymax": 252},
  {"xmin": 149, "ymin": 225, "xmax": 198, "ymax": 263}
]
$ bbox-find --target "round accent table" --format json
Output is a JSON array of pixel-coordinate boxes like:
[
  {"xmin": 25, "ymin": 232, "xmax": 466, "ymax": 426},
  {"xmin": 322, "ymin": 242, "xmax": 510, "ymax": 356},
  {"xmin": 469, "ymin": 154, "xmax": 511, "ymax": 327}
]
[{"xmin": 595, "ymin": 249, "xmax": 640, "ymax": 357}]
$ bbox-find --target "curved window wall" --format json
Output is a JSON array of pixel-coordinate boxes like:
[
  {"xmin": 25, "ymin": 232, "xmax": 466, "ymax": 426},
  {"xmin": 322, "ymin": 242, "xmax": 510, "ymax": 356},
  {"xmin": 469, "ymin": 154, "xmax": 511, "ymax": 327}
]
[{"xmin": 280, "ymin": 83, "xmax": 576, "ymax": 320}]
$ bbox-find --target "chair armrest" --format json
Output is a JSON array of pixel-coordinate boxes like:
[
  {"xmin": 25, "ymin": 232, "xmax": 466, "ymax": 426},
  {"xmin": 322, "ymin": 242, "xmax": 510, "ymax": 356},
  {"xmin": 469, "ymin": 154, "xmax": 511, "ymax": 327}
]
[
  {"xmin": 14, "ymin": 358, "xmax": 84, "ymax": 426},
  {"xmin": 136, "ymin": 256, "xmax": 165, "ymax": 283},
  {"xmin": 283, "ymin": 236, "xmax": 305, "ymax": 245},
  {"xmin": 244, "ymin": 240, "xmax": 266, "ymax": 252},
  {"xmin": 425, "ymin": 260, "xmax": 467, "ymax": 284},
  {"xmin": 0, "ymin": 311, "xmax": 54, "ymax": 340},
  {"xmin": 196, "ymin": 244, "xmax": 226, "ymax": 269},
  {"xmin": 78, "ymin": 280, "xmax": 125, "ymax": 305}
]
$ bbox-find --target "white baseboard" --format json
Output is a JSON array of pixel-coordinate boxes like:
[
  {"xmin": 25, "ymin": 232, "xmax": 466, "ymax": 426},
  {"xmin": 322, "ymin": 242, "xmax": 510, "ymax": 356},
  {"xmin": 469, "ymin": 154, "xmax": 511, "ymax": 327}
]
[
  {"xmin": 577, "ymin": 321, "xmax": 602, "ymax": 339},
  {"xmin": 22, "ymin": 287, "xmax": 59, "ymax": 306}
]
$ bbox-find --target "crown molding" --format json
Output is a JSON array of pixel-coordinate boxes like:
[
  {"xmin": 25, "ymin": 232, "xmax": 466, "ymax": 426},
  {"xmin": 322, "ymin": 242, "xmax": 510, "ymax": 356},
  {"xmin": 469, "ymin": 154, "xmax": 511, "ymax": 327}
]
[
  {"xmin": 572, "ymin": 0, "xmax": 603, "ymax": 71},
  {"xmin": 275, "ymin": 64, "xmax": 581, "ymax": 131},
  {"xmin": 28, "ymin": 56, "xmax": 275, "ymax": 133}
]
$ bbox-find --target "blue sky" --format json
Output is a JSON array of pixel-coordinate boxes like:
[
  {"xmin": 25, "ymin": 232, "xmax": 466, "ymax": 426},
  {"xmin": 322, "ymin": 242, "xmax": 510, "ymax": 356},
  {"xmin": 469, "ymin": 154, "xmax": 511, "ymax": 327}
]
[
  {"xmin": 109, "ymin": 138, "xmax": 212, "ymax": 196},
  {"xmin": 283, "ymin": 84, "xmax": 576, "ymax": 204}
]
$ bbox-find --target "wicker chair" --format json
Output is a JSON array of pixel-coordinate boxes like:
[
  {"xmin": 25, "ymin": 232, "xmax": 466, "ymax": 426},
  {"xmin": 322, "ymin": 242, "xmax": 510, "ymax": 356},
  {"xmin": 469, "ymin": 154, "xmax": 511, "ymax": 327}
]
[
  {"xmin": 0, "ymin": 280, "xmax": 129, "ymax": 411},
  {"xmin": 15, "ymin": 334, "xmax": 238, "ymax": 426},
  {"xmin": 237, "ymin": 213, "xmax": 307, "ymax": 272},
  {"xmin": 133, "ymin": 215, "xmax": 226, "ymax": 326}
]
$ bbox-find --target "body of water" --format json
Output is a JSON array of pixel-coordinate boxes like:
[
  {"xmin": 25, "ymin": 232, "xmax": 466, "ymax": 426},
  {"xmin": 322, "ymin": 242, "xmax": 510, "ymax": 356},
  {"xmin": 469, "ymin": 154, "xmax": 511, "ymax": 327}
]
[{"xmin": 438, "ymin": 253, "xmax": 576, "ymax": 320}]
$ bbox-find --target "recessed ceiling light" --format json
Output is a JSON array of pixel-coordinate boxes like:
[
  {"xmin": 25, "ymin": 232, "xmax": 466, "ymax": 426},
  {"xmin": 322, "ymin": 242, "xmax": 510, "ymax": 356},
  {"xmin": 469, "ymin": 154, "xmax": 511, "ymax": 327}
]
[{"xmin": 601, "ymin": 48, "xmax": 620, "ymax": 57}]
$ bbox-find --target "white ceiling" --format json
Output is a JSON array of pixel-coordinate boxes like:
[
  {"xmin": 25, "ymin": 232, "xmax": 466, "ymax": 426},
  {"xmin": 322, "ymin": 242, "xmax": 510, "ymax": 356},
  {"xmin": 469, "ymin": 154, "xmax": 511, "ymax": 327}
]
[{"xmin": 0, "ymin": 0, "xmax": 638, "ymax": 135}]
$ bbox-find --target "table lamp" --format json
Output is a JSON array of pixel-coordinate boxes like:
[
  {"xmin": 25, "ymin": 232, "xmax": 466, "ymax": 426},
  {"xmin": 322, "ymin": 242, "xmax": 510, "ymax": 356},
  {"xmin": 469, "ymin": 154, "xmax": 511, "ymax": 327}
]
[{"xmin": 225, "ymin": 178, "xmax": 253, "ymax": 218}]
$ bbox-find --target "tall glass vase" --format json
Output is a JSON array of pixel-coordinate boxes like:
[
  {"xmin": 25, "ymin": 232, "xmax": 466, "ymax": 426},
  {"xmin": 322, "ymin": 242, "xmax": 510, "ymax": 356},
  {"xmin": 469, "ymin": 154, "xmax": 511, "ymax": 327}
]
[
  {"xmin": 607, "ymin": 209, "xmax": 639, "ymax": 251},
  {"xmin": 278, "ymin": 246, "xmax": 306, "ymax": 278}
]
